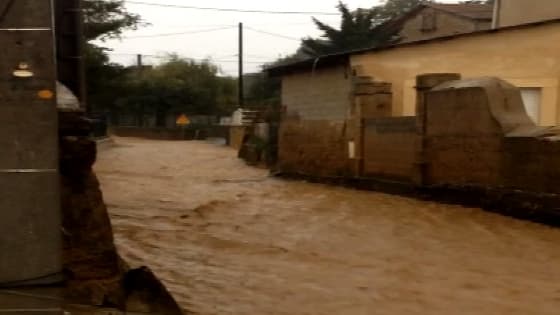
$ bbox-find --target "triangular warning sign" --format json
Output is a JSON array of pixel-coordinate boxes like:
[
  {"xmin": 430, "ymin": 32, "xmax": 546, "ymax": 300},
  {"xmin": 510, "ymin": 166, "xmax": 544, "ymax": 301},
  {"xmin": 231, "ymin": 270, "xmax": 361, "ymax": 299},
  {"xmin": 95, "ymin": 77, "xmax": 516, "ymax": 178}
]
[{"xmin": 176, "ymin": 114, "xmax": 190, "ymax": 126}]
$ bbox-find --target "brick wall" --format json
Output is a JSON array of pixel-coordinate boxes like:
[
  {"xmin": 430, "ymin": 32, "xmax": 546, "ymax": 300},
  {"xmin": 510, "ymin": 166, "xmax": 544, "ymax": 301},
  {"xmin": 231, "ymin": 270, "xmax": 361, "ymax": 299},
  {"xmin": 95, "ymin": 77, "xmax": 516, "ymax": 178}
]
[
  {"xmin": 278, "ymin": 119, "xmax": 350, "ymax": 177},
  {"xmin": 282, "ymin": 65, "xmax": 352, "ymax": 121}
]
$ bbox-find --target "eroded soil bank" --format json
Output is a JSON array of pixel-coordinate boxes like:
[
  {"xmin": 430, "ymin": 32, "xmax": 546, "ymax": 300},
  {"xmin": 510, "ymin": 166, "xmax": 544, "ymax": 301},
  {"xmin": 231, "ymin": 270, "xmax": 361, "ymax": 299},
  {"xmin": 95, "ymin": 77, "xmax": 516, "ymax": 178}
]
[{"xmin": 96, "ymin": 137, "xmax": 560, "ymax": 315}]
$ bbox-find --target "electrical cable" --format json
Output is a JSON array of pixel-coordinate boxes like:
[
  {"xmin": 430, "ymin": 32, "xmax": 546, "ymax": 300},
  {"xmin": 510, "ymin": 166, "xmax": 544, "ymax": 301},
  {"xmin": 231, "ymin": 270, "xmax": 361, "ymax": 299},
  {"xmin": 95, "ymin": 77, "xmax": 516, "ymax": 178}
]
[
  {"xmin": 107, "ymin": 53, "xmax": 269, "ymax": 64},
  {"xmin": 126, "ymin": 1, "xmax": 340, "ymax": 16},
  {"xmin": 123, "ymin": 26, "xmax": 235, "ymax": 39},
  {"xmin": 244, "ymin": 27, "xmax": 301, "ymax": 41}
]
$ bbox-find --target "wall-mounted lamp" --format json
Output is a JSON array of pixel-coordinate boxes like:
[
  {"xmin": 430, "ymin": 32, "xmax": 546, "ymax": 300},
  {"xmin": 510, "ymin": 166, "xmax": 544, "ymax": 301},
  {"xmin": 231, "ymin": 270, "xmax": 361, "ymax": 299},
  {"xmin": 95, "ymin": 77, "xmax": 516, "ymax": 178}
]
[{"xmin": 12, "ymin": 62, "xmax": 34, "ymax": 78}]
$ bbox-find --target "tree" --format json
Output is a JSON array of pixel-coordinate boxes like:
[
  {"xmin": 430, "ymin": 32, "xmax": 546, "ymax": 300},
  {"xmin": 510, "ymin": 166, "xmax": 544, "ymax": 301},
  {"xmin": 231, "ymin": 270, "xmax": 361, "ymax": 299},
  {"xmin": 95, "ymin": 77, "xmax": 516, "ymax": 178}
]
[
  {"xmin": 83, "ymin": 0, "xmax": 143, "ymax": 114},
  {"xmin": 301, "ymin": 2, "xmax": 395, "ymax": 56},
  {"xmin": 116, "ymin": 55, "xmax": 238, "ymax": 127},
  {"xmin": 83, "ymin": 0, "xmax": 142, "ymax": 41},
  {"xmin": 301, "ymin": 1, "xmax": 432, "ymax": 56}
]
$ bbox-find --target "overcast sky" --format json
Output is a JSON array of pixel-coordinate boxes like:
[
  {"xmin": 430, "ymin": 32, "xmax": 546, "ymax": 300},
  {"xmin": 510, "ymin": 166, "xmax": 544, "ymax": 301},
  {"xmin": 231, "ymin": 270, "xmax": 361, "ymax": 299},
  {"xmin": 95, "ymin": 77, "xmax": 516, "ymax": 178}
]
[{"xmin": 100, "ymin": 0, "xmax": 459, "ymax": 76}]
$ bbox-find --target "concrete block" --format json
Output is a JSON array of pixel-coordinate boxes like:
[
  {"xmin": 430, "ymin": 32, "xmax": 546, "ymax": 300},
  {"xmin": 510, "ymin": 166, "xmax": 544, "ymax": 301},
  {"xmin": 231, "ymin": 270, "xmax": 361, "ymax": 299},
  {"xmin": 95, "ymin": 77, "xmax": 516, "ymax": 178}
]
[{"xmin": 0, "ymin": 173, "xmax": 61, "ymax": 284}]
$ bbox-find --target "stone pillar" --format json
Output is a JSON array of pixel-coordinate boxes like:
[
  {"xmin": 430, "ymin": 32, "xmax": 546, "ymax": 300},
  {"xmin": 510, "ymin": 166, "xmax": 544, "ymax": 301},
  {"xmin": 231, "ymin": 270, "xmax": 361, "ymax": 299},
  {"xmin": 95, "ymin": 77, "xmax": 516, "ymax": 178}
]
[
  {"xmin": 349, "ymin": 74, "xmax": 392, "ymax": 177},
  {"xmin": 413, "ymin": 73, "xmax": 461, "ymax": 186},
  {"xmin": 0, "ymin": 0, "xmax": 62, "ymax": 285}
]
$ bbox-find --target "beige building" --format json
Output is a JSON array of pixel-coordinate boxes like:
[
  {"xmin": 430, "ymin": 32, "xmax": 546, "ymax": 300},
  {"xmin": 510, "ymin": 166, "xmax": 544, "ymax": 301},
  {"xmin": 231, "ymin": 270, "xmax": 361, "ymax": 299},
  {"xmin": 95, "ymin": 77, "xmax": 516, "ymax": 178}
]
[
  {"xmin": 381, "ymin": 3, "xmax": 493, "ymax": 43},
  {"xmin": 270, "ymin": 20, "xmax": 560, "ymax": 126},
  {"xmin": 494, "ymin": 0, "xmax": 560, "ymax": 27}
]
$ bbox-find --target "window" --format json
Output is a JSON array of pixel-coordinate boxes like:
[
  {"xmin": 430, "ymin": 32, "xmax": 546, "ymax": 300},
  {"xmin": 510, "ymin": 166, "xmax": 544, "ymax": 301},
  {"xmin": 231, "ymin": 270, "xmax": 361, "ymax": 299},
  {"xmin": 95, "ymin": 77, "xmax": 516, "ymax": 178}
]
[
  {"xmin": 421, "ymin": 11, "xmax": 437, "ymax": 32},
  {"xmin": 520, "ymin": 88, "xmax": 542, "ymax": 124}
]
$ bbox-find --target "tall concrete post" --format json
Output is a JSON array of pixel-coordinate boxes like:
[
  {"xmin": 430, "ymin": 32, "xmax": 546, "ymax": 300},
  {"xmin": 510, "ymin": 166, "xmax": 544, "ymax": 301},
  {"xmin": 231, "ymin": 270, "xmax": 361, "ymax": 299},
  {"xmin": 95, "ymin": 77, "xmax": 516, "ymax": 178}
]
[
  {"xmin": 0, "ymin": 0, "xmax": 62, "ymax": 285},
  {"xmin": 414, "ymin": 73, "xmax": 461, "ymax": 186},
  {"xmin": 350, "ymin": 74, "xmax": 392, "ymax": 177}
]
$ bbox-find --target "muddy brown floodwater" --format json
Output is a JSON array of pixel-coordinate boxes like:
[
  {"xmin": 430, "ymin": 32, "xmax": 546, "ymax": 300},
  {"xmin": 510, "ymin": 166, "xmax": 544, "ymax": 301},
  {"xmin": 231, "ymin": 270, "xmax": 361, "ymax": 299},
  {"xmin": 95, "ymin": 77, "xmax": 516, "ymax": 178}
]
[{"xmin": 96, "ymin": 137, "xmax": 560, "ymax": 315}]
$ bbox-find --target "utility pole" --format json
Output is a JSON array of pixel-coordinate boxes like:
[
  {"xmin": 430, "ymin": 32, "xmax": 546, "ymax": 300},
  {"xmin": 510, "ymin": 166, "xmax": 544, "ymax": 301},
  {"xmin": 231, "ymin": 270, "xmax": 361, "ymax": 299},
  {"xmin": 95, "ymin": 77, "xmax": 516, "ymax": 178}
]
[
  {"xmin": 238, "ymin": 22, "xmax": 244, "ymax": 107},
  {"xmin": 137, "ymin": 54, "xmax": 144, "ymax": 127},
  {"xmin": 137, "ymin": 54, "xmax": 143, "ymax": 69}
]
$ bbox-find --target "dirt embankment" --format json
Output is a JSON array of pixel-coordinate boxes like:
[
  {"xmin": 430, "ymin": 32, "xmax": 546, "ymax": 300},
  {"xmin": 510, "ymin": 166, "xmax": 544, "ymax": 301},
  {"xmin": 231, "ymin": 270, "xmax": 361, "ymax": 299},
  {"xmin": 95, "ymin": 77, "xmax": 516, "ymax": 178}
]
[{"xmin": 60, "ymin": 114, "xmax": 183, "ymax": 314}]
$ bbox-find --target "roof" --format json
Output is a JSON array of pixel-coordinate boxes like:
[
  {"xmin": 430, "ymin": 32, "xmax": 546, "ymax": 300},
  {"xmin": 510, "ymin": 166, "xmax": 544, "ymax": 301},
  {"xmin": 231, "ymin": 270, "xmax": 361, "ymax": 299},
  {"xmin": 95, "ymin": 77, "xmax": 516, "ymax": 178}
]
[
  {"xmin": 427, "ymin": 3, "xmax": 494, "ymax": 21},
  {"xmin": 266, "ymin": 18, "xmax": 560, "ymax": 77},
  {"xmin": 373, "ymin": 2, "xmax": 493, "ymax": 40}
]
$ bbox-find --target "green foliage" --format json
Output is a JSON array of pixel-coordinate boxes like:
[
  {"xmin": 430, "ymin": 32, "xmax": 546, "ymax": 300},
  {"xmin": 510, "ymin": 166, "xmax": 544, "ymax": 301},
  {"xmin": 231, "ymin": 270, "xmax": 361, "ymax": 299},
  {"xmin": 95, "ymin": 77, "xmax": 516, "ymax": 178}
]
[
  {"xmin": 301, "ymin": 0, "xmax": 432, "ymax": 56},
  {"xmin": 85, "ymin": 43, "xmax": 128, "ymax": 117},
  {"xmin": 244, "ymin": 73, "xmax": 280, "ymax": 107},
  {"xmin": 83, "ymin": 0, "xmax": 142, "ymax": 41},
  {"xmin": 112, "ymin": 55, "xmax": 238, "ymax": 126},
  {"xmin": 83, "ymin": 1, "xmax": 237, "ymax": 123}
]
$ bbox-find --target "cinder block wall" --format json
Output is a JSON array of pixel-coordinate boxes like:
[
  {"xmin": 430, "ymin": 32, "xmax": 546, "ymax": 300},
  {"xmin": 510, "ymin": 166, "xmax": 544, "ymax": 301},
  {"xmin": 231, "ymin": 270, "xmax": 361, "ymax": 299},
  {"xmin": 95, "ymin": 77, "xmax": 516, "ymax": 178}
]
[{"xmin": 282, "ymin": 65, "xmax": 352, "ymax": 121}]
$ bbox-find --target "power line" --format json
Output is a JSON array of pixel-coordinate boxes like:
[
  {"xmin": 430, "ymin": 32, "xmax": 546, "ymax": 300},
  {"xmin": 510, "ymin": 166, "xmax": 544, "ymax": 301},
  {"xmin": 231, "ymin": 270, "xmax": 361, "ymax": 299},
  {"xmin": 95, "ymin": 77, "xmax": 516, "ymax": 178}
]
[
  {"xmin": 107, "ymin": 53, "xmax": 267, "ymax": 64},
  {"xmin": 123, "ymin": 26, "xmax": 235, "ymax": 39},
  {"xmin": 126, "ymin": 1, "xmax": 340, "ymax": 16},
  {"xmin": 245, "ymin": 27, "xmax": 301, "ymax": 41}
]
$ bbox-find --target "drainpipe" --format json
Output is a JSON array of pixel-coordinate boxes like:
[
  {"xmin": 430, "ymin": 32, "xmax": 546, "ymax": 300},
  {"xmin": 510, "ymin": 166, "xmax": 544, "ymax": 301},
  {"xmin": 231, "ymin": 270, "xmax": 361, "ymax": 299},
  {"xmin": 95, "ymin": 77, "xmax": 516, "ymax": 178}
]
[
  {"xmin": 492, "ymin": 0, "xmax": 501, "ymax": 29},
  {"xmin": 311, "ymin": 57, "xmax": 321, "ymax": 77}
]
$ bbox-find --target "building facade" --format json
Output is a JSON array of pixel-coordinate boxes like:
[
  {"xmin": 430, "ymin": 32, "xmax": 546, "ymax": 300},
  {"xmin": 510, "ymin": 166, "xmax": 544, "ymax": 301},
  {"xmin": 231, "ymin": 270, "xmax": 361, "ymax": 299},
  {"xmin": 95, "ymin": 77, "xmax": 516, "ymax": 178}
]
[
  {"xmin": 494, "ymin": 0, "xmax": 560, "ymax": 28},
  {"xmin": 381, "ymin": 3, "xmax": 493, "ymax": 43},
  {"xmin": 351, "ymin": 21, "xmax": 560, "ymax": 126},
  {"xmin": 271, "ymin": 21, "xmax": 560, "ymax": 127}
]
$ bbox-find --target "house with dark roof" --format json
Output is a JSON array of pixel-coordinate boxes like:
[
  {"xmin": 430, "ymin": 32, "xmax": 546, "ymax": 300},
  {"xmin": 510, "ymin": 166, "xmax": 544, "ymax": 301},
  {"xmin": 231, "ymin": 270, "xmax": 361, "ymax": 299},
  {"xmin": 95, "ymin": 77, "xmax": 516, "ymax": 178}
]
[
  {"xmin": 268, "ymin": 19, "xmax": 560, "ymax": 128},
  {"xmin": 380, "ymin": 2, "xmax": 494, "ymax": 43}
]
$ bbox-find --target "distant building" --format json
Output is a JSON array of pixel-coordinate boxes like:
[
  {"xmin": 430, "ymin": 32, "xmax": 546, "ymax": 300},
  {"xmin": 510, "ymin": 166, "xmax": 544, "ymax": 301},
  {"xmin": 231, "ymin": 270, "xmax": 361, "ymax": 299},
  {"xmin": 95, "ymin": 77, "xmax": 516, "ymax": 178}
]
[
  {"xmin": 493, "ymin": 0, "xmax": 560, "ymax": 28},
  {"xmin": 380, "ymin": 3, "xmax": 494, "ymax": 43}
]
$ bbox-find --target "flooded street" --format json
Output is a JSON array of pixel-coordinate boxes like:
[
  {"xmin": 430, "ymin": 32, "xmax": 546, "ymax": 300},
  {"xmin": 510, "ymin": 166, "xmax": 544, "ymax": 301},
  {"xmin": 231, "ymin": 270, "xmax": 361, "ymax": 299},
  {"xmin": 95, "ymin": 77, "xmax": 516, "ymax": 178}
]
[{"xmin": 96, "ymin": 137, "xmax": 560, "ymax": 315}]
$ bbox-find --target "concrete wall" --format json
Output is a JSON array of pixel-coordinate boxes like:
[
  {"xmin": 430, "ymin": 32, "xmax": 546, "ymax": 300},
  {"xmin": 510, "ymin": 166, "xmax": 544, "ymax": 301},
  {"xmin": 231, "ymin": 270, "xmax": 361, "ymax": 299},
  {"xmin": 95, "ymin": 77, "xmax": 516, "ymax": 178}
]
[
  {"xmin": 277, "ymin": 71, "xmax": 560, "ymax": 200},
  {"xmin": 399, "ymin": 7, "xmax": 489, "ymax": 43},
  {"xmin": 282, "ymin": 65, "xmax": 352, "ymax": 121},
  {"xmin": 351, "ymin": 22, "xmax": 560, "ymax": 126},
  {"xmin": 362, "ymin": 117, "xmax": 418, "ymax": 182},
  {"xmin": 423, "ymin": 77, "xmax": 560, "ymax": 195},
  {"xmin": 496, "ymin": 0, "xmax": 560, "ymax": 27},
  {"xmin": 423, "ymin": 87, "xmax": 504, "ymax": 186},
  {"xmin": 502, "ymin": 137, "xmax": 560, "ymax": 194},
  {"xmin": 278, "ymin": 119, "xmax": 350, "ymax": 177}
]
